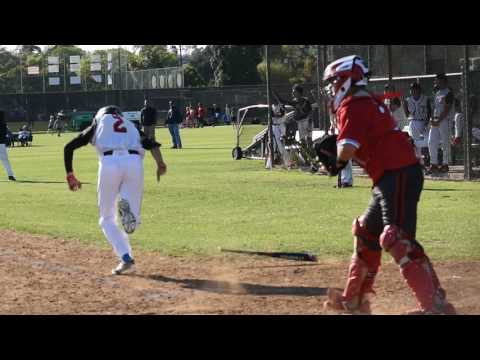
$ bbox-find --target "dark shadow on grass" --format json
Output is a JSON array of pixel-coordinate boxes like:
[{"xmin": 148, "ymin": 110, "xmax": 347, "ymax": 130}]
[
  {"xmin": 0, "ymin": 179, "xmax": 94, "ymax": 185},
  {"xmin": 138, "ymin": 274, "xmax": 328, "ymax": 296},
  {"xmin": 423, "ymin": 188, "xmax": 475, "ymax": 192},
  {"xmin": 169, "ymin": 147, "xmax": 232, "ymax": 150},
  {"xmin": 236, "ymin": 263, "xmax": 324, "ymax": 270}
]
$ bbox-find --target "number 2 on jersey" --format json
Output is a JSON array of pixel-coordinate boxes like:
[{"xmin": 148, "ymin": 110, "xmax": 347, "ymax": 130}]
[{"xmin": 112, "ymin": 114, "xmax": 127, "ymax": 133}]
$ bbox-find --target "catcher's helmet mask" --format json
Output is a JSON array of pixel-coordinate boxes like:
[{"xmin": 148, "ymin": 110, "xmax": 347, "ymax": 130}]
[{"xmin": 323, "ymin": 55, "xmax": 371, "ymax": 113}]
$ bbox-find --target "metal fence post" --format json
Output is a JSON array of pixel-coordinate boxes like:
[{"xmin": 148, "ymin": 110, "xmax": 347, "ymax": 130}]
[
  {"xmin": 463, "ymin": 45, "xmax": 472, "ymax": 180},
  {"xmin": 387, "ymin": 45, "xmax": 393, "ymax": 89},
  {"xmin": 316, "ymin": 45, "xmax": 322, "ymax": 130},
  {"xmin": 265, "ymin": 45, "xmax": 274, "ymax": 169}
]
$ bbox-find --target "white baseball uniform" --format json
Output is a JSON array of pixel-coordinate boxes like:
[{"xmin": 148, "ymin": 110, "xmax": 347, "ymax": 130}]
[
  {"xmin": 428, "ymin": 88, "xmax": 454, "ymax": 165},
  {"xmin": 64, "ymin": 107, "xmax": 161, "ymax": 263},
  {"xmin": 406, "ymin": 94, "xmax": 430, "ymax": 157},
  {"xmin": 0, "ymin": 144, "xmax": 14, "ymax": 178},
  {"xmin": 92, "ymin": 112, "xmax": 146, "ymax": 260},
  {"xmin": 272, "ymin": 114, "xmax": 286, "ymax": 159},
  {"xmin": 453, "ymin": 112, "xmax": 463, "ymax": 139}
]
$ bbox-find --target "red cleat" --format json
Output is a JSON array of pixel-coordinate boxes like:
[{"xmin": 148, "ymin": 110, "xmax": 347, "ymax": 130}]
[{"xmin": 323, "ymin": 288, "xmax": 372, "ymax": 315}]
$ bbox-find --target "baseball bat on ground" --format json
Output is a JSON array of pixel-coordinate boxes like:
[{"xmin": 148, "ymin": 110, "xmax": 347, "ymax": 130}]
[{"xmin": 219, "ymin": 248, "xmax": 317, "ymax": 262}]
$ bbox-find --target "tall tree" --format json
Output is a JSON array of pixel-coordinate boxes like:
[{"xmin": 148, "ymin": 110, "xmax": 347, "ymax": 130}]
[
  {"xmin": 208, "ymin": 45, "xmax": 263, "ymax": 86},
  {"xmin": 130, "ymin": 45, "xmax": 178, "ymax": 70}
]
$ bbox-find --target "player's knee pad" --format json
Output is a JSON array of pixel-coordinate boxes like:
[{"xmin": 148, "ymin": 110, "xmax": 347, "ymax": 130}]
[{"xmin": 379, "ymin": 224, "xmax": 417, "ymax": 267}]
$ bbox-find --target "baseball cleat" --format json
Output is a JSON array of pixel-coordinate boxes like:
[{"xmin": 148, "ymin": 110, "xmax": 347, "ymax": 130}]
[
  {"xmin": 404, "ymin": 302, "xmax": 457, "ymax": 315},
  {"xmin": 112, "ymin": 258, "xmax": 136, "ymax": 275},
  {"xmin": 323, "ymin": 288, "xmax": 372, "ymax": 315},
  {"xmin": 118, "ymin": 199, "xmax": 136, "ymax": 234},
  {"xmin": 8, "ymin": 176, "xmax": 16, "ymax": 181}
]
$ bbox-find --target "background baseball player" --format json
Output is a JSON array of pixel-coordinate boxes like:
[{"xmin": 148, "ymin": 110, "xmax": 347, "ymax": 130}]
[
  {"xmin": 0, "ymin": 110, "xmax": 16, "ymax": 181},
  {"xmin": 55, "ymin": 110, "xmax": 66, "ymax": 137},
  {"xmin": 274, "ymin": 84, "xmax": 313, "ymax": 161},
  {"xmin": 64, "ymin": 105, "xmax": 167, "ymax": 275},
  {"xmin": 427, "ymin": 73, "xmax": 454, "ymax": 174},
  {"xmin": 403, "ymin": 82, "xmax": 431, "ymax": 160},
  {"xmin": 317, "ymin": 55, "xmax": 455, "ymax": 315},
  {"xmin": 271, "ymin": 104, "xmax": 286, "ymax": 164}
]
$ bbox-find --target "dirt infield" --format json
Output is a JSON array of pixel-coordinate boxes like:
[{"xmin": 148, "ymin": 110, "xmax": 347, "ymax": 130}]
[{"xmin": 0, "ymin": 230, "xmax": 479, "ymax": 315}]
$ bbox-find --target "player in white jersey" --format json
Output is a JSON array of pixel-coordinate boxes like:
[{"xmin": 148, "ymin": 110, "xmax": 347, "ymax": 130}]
[
  {"xmin": 403, "ymin": 82, "xmax": 431, "ymax": 160},
  {"xmin": 64, "ymin": 106, "xmax": 167, "ymax": 275},
  {"xmin": 271, "ymin": 104, "xmax": 286, "ymax": 161},
  {"xmin": 427, "ymin": 73, "xmax": 454, "ymax": 174}
]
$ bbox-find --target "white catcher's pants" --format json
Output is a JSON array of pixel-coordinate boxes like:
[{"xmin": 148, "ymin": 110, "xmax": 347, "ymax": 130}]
[
  {"xmin": 0, "ymin": 144, "xmax": 14, "ymax": 177},
  {"xmin": 428, "ymin": 119, "xmax": 451, "ymax": 165},
  {"xmin": 97, "ymin": 153, "xmax": 144, "ymax": 260}
]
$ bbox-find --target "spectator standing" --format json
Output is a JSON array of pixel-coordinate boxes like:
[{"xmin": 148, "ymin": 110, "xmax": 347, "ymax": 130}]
[
  {"xmin": 0, "ymin": 110, "xmax": 16, "ymax": 181},
  {"xmin": 166, "ymin": 101, "xmax": 183, "ymax": 149},
  {"xmin": 140, "ymin": 99, "xmax": 157, "ymax": 140},
  {"xmin": 189, "ymin": 106, "xmax": 196, "ymax": 128},
  {"xmin": 196, "ymin": 103, "xmax": 206, "ymax": 128},
  {"xmin": 211, "ymin": 104, "xmax": 221, "ymax": 126},
  {"xmin": 427, "ymin": 73, "xmax": 454, "ymax": 174}
]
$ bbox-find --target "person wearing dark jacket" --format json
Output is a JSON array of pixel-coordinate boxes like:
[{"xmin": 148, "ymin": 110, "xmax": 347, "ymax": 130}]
[
  {"xmin": 0, "ymin": 110, "xmax": 16, "ymax": 181},
  {"xmin": 166, "ymin": 101, "xmax": 183, "ymax": 149},
  {"xmin": 140, "ymin": 99, "xmax": 157, "ymax": 140}
]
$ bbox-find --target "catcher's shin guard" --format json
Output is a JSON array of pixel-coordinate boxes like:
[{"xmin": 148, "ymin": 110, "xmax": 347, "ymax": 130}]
[
  {"xmin": 380, "ymin": 224, "xmax": 454, "ymax": 313},
  {"xmin": 328, "ymin": 217, "xmax": 381, "ymax": 312}
]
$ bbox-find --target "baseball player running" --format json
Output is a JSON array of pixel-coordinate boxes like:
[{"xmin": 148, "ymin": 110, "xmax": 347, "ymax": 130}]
[
  {"xmin": 318, "ymin": 55, "xmax": 455, "ymax": 315},
  {"xmin": 64, "ymin": 106, "xmax": 167, "ymax": 275},
  {"xmin": 427, "ymin": 73, "xmax": 454, "ymax": 174},
  {"xmin": 403, "ymin": 82, "xmax": 431, "ymax": 160}
]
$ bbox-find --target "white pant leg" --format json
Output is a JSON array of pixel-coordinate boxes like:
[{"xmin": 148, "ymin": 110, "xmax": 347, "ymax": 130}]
[
  {"xmin": 97, "ymin": 157, "xmax": 132, "ymax": 260},
  {"xmin": 409, "ymin": 120, "xmax": 426, "ymax": 158},
  {"xmin": 272, "ymin": 125, "xmax": 285, "ymax": 157},
  {"xmin": 454, "ymin": 114, "xmax": 463, "ymax": 139},
  {"xmin": 439, "ymin": 119, "xmax": 451, "ymax": 165},
  {"xmin": 428, "ymin": 126, "xmax": 440, "ymax": 165},
  {"xmin": 0, "ymin": 144, "xmax": 14, "ymax": 177},
  {"xmin": 341, "ymin": 160, "xmax": 353, "ymax": 185},
  {"xmin": 297, "ymin": 118, "xmax": 311, "ymax": 142},
  {"xmin": 119, "ymin": 155, "xmax": 144, "ymax": 228}
]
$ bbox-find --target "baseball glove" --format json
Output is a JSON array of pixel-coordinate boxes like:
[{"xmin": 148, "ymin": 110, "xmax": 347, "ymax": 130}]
[{"xmin": 313, "ymin": 134, "xmax": 348, "ymax": 176}]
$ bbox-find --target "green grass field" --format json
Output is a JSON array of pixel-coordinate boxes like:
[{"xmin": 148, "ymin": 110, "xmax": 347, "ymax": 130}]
[{"xmin": 1, "ymin": 126, "xmax": 479, "ymax": 261}]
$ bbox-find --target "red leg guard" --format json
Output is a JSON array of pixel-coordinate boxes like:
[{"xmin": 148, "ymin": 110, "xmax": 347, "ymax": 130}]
[
  {"xmin": 380, "ymin": 224, "xmax": 453, "ymax": 313},
  {"xmin": 340, "ymin": 217, "xmax": 382, "ymax": 308}
]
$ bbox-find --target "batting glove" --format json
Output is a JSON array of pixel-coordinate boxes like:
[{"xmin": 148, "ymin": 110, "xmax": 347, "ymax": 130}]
[{"xmin": 66, "ymin": 172, "xmax": 82, "ymax": 191}]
